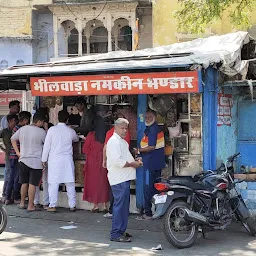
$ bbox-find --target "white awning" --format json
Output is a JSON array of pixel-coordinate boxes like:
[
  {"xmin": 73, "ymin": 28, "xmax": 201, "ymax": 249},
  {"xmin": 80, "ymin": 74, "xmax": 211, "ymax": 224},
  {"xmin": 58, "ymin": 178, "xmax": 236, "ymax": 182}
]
[{"xmin": 1, "ymin": 31, "xmax": 252, "ymax": 78}]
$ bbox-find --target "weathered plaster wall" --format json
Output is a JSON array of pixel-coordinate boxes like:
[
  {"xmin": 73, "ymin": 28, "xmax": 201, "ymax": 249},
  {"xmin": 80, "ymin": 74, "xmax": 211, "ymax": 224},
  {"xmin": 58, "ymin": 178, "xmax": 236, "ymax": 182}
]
[
  {"xmin": 216, "ymin": 88, "xmax": 238, "ymax": 166},
  {"xmin": 32, "ymin": 11, "xmax": 54, "ymax": 63},
  {"xmin": 139, "ymin": 14, "xmax": 153, "ymax": 49},
  {"xmin": 152, "ymin": 0, "xmax": 178, "ymax": 46},
  {"xmin": 216, "ymin": 87, "xmax": 254, "ymax": 168},
  {"xmin": 216, "ymin": 87, "xmax": 256, "ymax": 212},
  {"xmin": 0, "ymin": 0, "xmax": 32, "ymax": 37},
  {"xmin": 152, "ymin": 0, "xmax": 256, "ymax": 46},
  {"xmin": 32, "ymin": 0, "xmax": 52, "ymax": 5},
  {"xmin": 57, "ymin": 26, "xmax": 68, "ymax": 59},
  {"xmin": 32, "ymin": 10, "xmax": 67, "ymax": 63}
]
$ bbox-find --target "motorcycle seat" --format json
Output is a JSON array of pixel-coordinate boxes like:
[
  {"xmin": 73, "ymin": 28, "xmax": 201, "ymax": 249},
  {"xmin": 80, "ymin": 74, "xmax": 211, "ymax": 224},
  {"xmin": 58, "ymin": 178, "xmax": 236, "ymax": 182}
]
[{"xmin": 168, "ymin": 177, "xmax": 206, "ymax": 190}]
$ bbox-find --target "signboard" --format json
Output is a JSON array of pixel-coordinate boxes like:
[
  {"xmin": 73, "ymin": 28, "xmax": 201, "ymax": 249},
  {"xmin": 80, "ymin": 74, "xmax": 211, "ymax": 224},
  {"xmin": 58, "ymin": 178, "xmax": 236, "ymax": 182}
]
[
  {"xmin": 30, "ymin": 71, "xmax": 201, "ymax": 96},
  {"xmin": 0, "ymin": 93, "xmax": 22, "ymax": 106},
  {"xmin": 217, "ymin": 93, "xmax": 232, "ymax": 126}
]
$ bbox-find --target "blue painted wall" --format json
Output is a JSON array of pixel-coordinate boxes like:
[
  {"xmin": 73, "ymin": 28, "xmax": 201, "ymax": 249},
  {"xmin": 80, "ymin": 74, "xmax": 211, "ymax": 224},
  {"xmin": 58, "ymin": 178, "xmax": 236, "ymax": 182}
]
[
  {"xmin": 0, "ymin": 38, "xmax": 33, "ymax": 68},
  {"xmin": 0, "ymin": 11, "xmax": 55, "ymax": 68},
  {"xmin": 216, "ymin": 87, "xmax": 238, "ymax": 165},
  {"xmin": 202, "ymin": 67, "xmax": 218, "ymax": 171},
  {"xmin": 32, "ymin": 11, "xmax": 55, "ymax": 63},
  {"xmin": 32, "ymin": 10, "xmax": 68, "ymax": 63},
  {"xmin": 216, "ymin": 87, "xmax": 253, "ymax": 169}
]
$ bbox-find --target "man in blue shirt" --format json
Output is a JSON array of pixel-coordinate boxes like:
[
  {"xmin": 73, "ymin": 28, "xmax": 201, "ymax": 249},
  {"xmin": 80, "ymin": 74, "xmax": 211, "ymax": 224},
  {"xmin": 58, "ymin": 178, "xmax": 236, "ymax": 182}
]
[{"xmin": 135, "ymin": 110, "xmax": 165, "ymax": 220}]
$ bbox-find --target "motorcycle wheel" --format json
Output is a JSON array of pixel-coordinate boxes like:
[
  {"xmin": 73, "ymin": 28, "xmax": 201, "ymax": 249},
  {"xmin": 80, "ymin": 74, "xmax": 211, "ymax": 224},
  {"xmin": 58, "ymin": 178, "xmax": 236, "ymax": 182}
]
[
  {"xmin": 163, "ymin": 200, "xmax": 198, "ymax": 249},
  {"xmin": 241, "ymin": 217, "xmax": 256, "ymax": 236},
  {"xmin": 0, "ymin": 205, "xmax": 7, "ymax": 234}
]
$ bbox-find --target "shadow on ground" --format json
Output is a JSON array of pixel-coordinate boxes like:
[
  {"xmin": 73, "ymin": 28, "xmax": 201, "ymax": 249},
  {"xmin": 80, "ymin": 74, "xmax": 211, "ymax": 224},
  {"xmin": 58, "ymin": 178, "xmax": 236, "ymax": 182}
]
[{"xmin": 1, "ymin": 209, "xmax": 256, "ymax": 256}]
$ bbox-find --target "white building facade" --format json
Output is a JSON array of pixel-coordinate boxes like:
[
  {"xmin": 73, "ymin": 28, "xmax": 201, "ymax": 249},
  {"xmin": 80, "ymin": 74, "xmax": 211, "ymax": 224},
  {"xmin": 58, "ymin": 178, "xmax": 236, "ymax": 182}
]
[{"xmin": 33, "ymin": 0, "xmax": 152, "ymax": 61}]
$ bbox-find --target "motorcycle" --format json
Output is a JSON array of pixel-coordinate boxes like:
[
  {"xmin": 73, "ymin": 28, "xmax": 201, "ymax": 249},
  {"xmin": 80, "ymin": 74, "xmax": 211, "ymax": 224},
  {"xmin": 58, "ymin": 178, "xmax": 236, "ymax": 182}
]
[
  {"xmin": 0, "ymin": 201, "xmax": 7, "ymax": 234},
  {"xmin": 152, "ymin": 153, "xmax": 256, "ymax": 249}
]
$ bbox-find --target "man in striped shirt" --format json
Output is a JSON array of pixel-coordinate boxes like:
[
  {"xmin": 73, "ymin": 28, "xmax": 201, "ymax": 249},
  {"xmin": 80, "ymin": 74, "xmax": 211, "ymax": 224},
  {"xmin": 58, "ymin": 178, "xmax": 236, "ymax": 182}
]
[
  {"xmin": 135, "ymin": 110, "xmax": 165, "ymax": 220},
  {"xmin": 5, "ymin": 111, "xmax": 31, "ymax": 205}
]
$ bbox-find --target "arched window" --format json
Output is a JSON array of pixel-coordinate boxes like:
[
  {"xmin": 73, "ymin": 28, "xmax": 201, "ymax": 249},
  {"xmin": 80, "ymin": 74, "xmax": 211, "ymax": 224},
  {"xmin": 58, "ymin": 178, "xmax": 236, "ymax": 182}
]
[
  {"xmin": 90, "ymin": 26, "xmax": 108, "ymax": 54},
  {"xmin": 16, "ymin": 59, "xmax": 24, "ymax": 66},
  {"xmin": 120, "ymin": 26, "xmax": 132, "ymax": 51},
  {"xmin": 0, "ymin": 60, "xmax": 8, "ymax": 70},
  {"xmin": 68, "ymin": 28, "xmax": 79, "ymax": 56}
]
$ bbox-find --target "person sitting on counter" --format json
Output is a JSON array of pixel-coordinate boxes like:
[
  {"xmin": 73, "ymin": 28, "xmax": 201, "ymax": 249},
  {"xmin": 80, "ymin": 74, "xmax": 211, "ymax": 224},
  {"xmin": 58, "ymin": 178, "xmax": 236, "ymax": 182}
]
[{"xmin": 74, "ymin": 97, "xmax": 94, "ymax": 136}]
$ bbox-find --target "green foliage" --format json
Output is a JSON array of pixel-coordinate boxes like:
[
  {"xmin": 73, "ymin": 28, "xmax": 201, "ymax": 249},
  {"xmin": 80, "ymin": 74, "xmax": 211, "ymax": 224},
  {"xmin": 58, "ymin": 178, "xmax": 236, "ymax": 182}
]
[{"xmin": 174, "ymin": 0, "xmax": 256, "ymax": 34}]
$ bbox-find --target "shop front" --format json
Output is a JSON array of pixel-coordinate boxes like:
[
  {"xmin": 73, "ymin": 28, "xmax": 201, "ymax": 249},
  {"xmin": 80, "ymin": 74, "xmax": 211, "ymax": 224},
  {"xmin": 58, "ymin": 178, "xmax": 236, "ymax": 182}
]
[
  {"xmin": 6, "ymin": 31, "xmax": 252, "ymax": 211},
  {"xmin": 27, "ymin": 67, "xmax": 217, "ymax": 211}
]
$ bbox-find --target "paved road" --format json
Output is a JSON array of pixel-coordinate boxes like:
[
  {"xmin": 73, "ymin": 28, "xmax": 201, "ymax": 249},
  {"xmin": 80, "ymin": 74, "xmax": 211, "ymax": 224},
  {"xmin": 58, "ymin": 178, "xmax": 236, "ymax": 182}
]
[
  {"xmin": 0, "ymin": 206, "xmax": 256, "ymax": 256},
  {"xmin": 0, "ymin": 173, "xmax": 256, "ymax": 255},
  {"xmin": 0, "ymin": 167, "xmax": 4, "ymax": 177}
]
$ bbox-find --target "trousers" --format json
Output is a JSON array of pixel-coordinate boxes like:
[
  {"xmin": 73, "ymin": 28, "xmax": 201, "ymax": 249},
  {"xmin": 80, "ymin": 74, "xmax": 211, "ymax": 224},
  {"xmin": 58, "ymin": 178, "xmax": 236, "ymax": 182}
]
[
  {"xmin": 34, "ymin": 169, "xmax": 49, "ymax": 206},
  {"xmin": 111, "ymin": 181, "xmax": 130, "ymax": 239},
  {"xmin": 108, "ymin": 188, "xmax": 114, "ymax": 214},
  {"xmin": 144, "ymin": 169, "xmax": 161, "ymax": 217},
  {"xmin": 48, "ymin": 182, "xmax": 76, "ymax": 208},
  {"xmin": 2, "ymin": 159, "xmax": 11, "ymax": 198},
  {"xmin": 6, "ymin": 159, "xmax": 20, "ymax": 200}
]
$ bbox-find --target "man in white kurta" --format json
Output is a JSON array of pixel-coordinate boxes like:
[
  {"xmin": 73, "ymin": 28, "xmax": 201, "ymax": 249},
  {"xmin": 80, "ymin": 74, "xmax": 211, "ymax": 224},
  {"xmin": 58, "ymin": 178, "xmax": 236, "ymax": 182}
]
[{"xmin": 42, "ymin": 110, "xmax": 79, "ymax": 212}]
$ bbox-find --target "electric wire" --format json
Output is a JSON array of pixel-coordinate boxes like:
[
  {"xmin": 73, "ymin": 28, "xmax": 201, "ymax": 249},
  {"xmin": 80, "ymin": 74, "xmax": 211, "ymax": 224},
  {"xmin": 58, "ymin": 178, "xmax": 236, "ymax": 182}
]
[{"xmin": 58, "ymin": 0, "xmax": 108, "ymax": 21}]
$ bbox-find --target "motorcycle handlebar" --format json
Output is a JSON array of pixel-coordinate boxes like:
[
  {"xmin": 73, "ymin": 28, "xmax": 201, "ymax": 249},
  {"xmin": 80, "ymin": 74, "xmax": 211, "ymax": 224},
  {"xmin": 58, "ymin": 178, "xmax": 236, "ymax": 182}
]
[{"xmin": 227, "ymin": 152, "xmax": 241, "ymax": 162}]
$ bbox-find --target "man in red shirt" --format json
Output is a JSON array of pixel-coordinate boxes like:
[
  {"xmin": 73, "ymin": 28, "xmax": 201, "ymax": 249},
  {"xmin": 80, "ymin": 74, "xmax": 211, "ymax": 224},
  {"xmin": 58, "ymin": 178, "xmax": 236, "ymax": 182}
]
[
  {"xmin": 102, "ymin": 113, "xmax": 131, "ymax": 219},
  {"xmin": 104, "ymin": 123, "xmax": 131, "ymax": 148}
]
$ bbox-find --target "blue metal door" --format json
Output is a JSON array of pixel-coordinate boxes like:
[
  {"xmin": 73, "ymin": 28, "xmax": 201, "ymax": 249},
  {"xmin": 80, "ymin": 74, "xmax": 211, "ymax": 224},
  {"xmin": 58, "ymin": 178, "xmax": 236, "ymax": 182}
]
[{"xmin": 238, "ymin": 101, "xmax": 256, "ymax": 170}]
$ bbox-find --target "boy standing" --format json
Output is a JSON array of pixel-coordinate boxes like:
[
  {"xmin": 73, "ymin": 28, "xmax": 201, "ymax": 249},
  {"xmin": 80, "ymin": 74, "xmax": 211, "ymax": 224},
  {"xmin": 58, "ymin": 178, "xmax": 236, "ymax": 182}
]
[
  {"xmin": 0, "ymin": 101, "xmax": 20, "ymax": 129},
  {"xmin": 0, "ymin": 115, "xmax": 18, "ymax": 202},
  {"xmin": 11, "ymin": 112, "xmax": 46, "ymax": 211},
  {"xmin": 5, "ymin": 111, "xmax": 31, "ymax": 205}
]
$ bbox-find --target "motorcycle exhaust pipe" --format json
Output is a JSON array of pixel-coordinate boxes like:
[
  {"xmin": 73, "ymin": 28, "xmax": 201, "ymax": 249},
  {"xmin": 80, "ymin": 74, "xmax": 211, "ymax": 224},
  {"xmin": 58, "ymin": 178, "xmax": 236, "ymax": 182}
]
[{"xmin": 179, "ymin": 208, "xmax": 207, "ymax": 225}]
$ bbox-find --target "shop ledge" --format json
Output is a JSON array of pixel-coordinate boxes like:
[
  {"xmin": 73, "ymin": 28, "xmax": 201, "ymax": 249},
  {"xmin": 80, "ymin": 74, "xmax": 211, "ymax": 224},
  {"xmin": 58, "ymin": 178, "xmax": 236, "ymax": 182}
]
[
  {"xmin": 234, "ymin": 174, "xmax": 256, "ymax": 181},
  {"xmin": 56, "ymin": 183, "xmax": 84, "ymax": 193}
]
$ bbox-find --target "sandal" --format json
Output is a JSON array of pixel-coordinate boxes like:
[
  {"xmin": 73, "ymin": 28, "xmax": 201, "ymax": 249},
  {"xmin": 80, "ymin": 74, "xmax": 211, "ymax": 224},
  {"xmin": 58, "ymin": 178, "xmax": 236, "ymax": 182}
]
[
  {"xmin": 135, "ymin": 215, "xmax": 152, "ymax": 221},
  {"xmin": 70, "ymin": 207, "xmax": 76, "ymax": 212},
  {"xmin": 91, "ymin": 208, "xmax": 100, "ymax": 213},
  {"xmin": 27, "ymin": 208, "xmax": 42, "ymax": 212},
  {"xmin": 43, "ymin": 205, "xmax": 49, "ymax": 210},
  {"xmin": 110, "ymin": 236, "xmax": 131, "ymax": 243},
  {"xmin": 17, "ymin": 204, "xmax": 26, "ymax": 209},
  {"xmin": 35, "ymin": 204, "xmax": 43, "ymax": 209}
]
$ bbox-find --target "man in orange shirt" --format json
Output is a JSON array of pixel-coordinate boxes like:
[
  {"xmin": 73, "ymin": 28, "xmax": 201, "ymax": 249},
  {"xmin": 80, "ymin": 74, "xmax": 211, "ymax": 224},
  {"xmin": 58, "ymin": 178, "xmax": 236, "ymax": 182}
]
[{"xmin": 102, "ymin": 113, "xmax": 131, "ymax": 219}]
